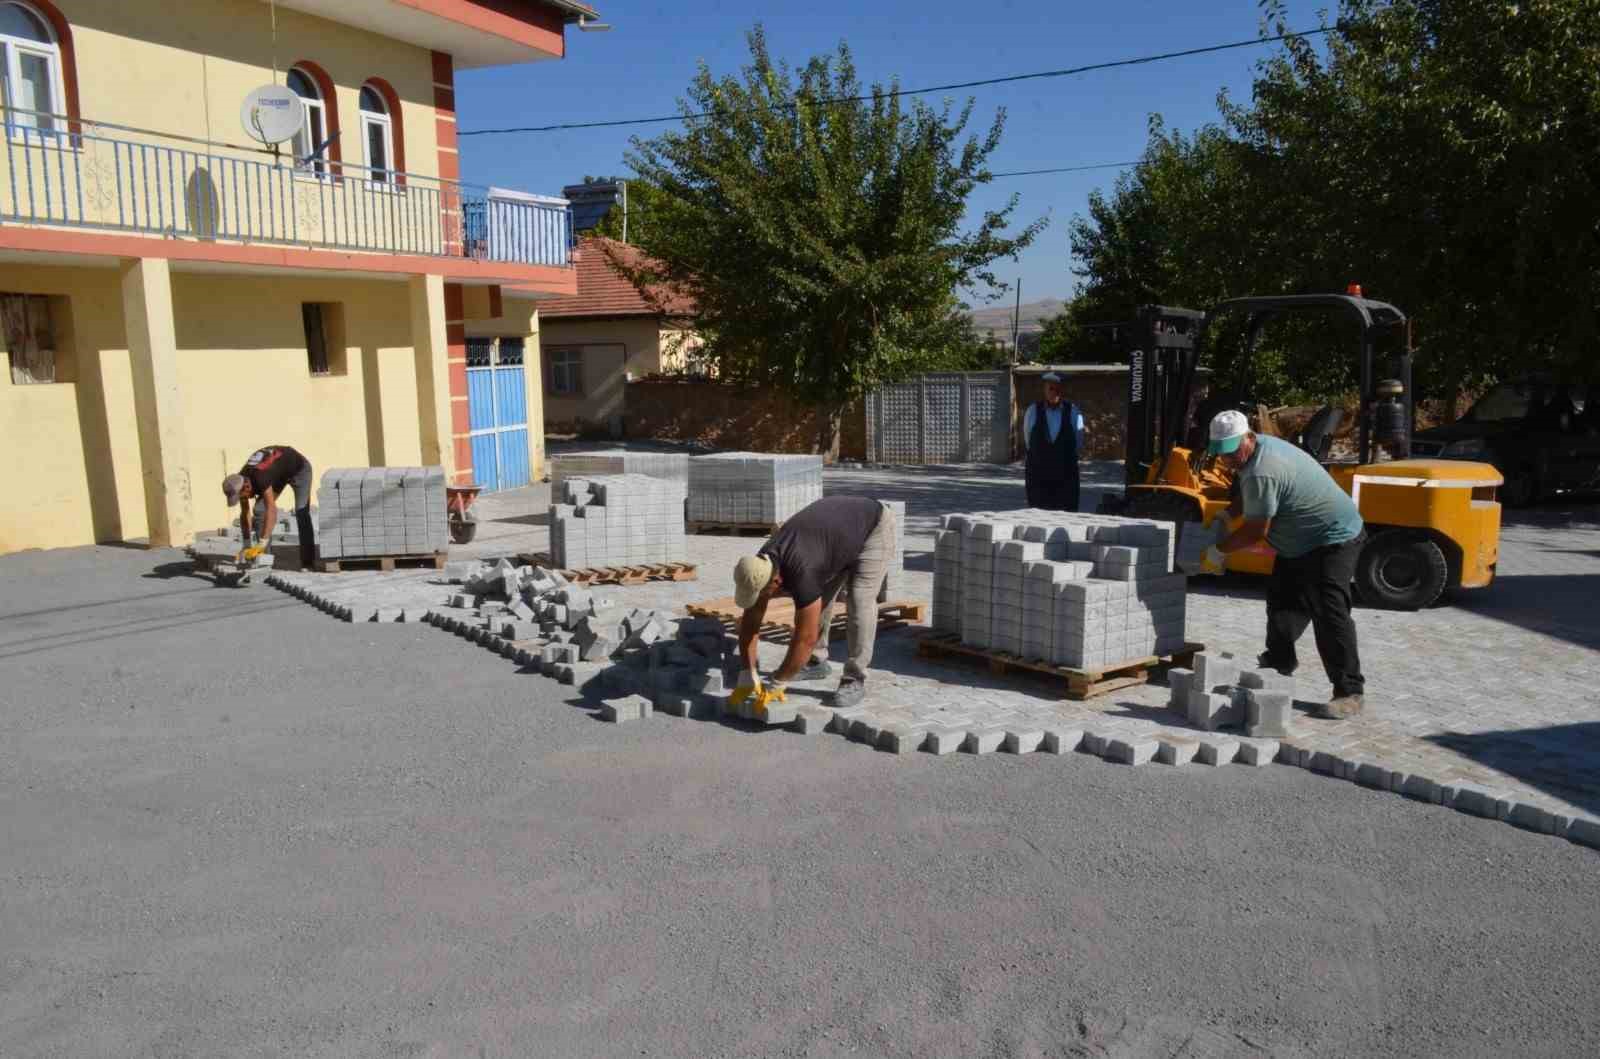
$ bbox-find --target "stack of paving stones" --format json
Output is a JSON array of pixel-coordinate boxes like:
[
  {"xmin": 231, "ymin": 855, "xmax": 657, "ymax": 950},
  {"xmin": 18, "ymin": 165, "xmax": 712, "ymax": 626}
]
[
  {"xmin": 686, "ymin": 452, "xmax": 824, "ymax": 525},
  {"xmin": 549, "ymin": 451, "xmax": 689, "ymax": 505},
  {"xmin": 549, "ymin": 474, "xmax": 688, "ymax": 569},
  {"xmin": 932, "ymin": 508, "xmax": 1186, "ymax": 668},
  {"xmin": 316, "ymin": 466, "xmax": 448, "ymax": 560},
  {"xmin": 1167, "ymin": 650, "xmax": 1295, "ymax": 738},
  {"xmin": 877, "ymin": 499, "xmax": 907, "ymax": 601}
]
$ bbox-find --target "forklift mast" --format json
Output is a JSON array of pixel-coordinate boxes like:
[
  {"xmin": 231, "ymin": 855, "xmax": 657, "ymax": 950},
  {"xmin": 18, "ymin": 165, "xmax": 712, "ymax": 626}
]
[{"xmin": 1123, "ymin": 305, "xmax": 1206, "ymax": 487}]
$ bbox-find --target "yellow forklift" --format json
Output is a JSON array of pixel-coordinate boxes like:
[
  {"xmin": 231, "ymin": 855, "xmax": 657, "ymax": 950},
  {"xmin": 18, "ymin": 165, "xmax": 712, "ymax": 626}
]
[{"xmin": 1100, "ymin": 292, "xmax": 1502, "ymax": 609}]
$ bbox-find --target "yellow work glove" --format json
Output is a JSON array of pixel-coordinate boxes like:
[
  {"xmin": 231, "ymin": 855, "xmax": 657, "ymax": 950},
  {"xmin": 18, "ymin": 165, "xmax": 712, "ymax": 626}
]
[
  {"xmin": 239, "ymin": 543, "xmax": 266, "ymax": 562},
  {"xmin": 730, "ymin": 669, "xmax": 762, "ymax": 710},
  {"xmin": 1199, "ymin": 545, "xmax": 1227, "ymax": 576},
  {"xmin": 751, "ymin": 682, "xmax": 787, "ymax": 719}
]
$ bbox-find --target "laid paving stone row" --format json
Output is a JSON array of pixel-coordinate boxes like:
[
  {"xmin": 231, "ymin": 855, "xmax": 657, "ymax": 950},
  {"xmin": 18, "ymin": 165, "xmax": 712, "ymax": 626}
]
[{"xmin": 260, "ymin": 461, "xmax": 1600, "ymax": 854}]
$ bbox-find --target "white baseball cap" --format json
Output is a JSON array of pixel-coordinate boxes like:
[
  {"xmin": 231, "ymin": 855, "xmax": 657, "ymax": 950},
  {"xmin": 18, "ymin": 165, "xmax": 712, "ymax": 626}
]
[
  {"xmin": 1206, "ymin": 410, "xmax": 1250, "ymax": 455},
  {"xmin": 1041, "ymin": 371, "xmax": 1061, "ymax": 383}
]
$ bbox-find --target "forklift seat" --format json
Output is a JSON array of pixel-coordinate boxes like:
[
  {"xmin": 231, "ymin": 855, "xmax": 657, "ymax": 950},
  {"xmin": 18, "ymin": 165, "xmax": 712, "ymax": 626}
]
[{"xmin": 1299, "ymin": 405, "xmax": 1343, "ymax": 461}]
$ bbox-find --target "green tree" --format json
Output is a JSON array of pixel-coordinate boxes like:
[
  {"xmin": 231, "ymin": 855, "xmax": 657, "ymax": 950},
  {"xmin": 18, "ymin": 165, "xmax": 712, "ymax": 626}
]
[{"xmin": 610, "ymin": 26, "xmax": 1046, "ymax": 454}]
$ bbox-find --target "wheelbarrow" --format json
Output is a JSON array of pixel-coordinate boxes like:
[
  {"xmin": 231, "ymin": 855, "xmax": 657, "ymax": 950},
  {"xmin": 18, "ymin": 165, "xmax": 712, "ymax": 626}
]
[{"xmin": 447, "ymin": 485, "xmax": 482, "ymax": 545}]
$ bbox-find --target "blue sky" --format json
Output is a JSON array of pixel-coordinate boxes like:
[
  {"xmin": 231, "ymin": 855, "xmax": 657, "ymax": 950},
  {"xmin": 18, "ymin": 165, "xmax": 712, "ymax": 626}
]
[{"xmin": 457, "ymin": 0, "xmax": 1328, "ymax": 307}]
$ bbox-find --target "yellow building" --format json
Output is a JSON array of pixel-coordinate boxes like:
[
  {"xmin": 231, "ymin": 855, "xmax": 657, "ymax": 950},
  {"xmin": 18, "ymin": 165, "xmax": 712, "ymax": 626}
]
[{"xmin": 0, "ymin": 0, "xmax": 602, "ymax": 553}]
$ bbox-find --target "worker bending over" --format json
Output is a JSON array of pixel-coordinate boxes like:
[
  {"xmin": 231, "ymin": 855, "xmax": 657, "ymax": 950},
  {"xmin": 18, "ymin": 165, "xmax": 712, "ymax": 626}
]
[
  {"xmin": 222, "ymin": 445, "xmax": 316, "ymax": 569},
  {"xmin": 1022, "ymin": 371, "xmax": 1085, "ymax": 511},
  {"xmin": 731, "ymin": 497, "xmax": 899, "ymax": 712},
  {"xmin": 1201, "ymin": 411, "xmax": 1367, "ymax": 719}
]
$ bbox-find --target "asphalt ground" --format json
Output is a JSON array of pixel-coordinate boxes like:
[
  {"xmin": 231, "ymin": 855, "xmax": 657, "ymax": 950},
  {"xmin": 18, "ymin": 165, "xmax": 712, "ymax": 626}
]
[{"xmin": 3, "ymin": 544, "xmax": 1598, "ymax": 1058}]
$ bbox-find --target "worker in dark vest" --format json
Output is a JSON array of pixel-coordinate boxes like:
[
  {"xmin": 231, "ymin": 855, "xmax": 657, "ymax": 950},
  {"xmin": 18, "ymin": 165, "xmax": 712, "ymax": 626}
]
[{"xmin": 1022, "ymin": 371, "xmax": 1085, "ymax": 510}]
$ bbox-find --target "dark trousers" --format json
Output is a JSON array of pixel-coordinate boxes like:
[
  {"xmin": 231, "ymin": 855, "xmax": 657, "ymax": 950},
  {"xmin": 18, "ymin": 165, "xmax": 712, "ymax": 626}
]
[
  {"xmin": 1264, "ymin": 534, "xmax": 1365, "ymax": 697},
  {"xmin": 1025, "ymin": 477, "xmax": 1079, "ymax": 512}
]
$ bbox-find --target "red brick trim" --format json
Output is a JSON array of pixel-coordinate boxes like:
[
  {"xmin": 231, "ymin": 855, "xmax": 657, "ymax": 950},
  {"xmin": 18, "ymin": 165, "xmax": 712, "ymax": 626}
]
[
  {"xmin": 28, "ymin": 0, "xmax": 81, "ymax": 136},
  {"xmin": 361, "ymin": 77, "xmax": 407, "ymax": 187}
]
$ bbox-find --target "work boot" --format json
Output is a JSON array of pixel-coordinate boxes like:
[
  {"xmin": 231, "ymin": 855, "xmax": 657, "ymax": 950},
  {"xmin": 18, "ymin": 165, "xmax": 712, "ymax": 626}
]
[
  {"xmin": 826, "ymin": 677, "xmax": 866, "ymax": 709},
  {"xmin": 1315, "ymin": 694, "xmax": 1365, "ymax": 720},
  {"xmin": 794, "ymin": 659, "xmax": 833, "ymax": 682},
  {"xmin": 1257, "ymin": 651, "xmax": 1297, "ymax": 677}
]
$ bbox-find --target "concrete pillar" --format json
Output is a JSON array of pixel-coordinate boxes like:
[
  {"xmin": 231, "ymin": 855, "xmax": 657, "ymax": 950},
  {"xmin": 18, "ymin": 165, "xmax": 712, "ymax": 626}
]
[
  {"xmin": 407, "ymin": 274, "xmax": 454, "ymax": 478},
  {"xmin": 526, "ymin": 310, "xmax": 546, "ymax": 482},
  {"xmin": 120, "ymin": 257, "xmax": 193, "ymax": 547}
]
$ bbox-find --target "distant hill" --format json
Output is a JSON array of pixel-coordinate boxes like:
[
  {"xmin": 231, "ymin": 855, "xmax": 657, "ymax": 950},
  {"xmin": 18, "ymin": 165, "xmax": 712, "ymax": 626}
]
[{"xmin": 968, "ymin": 298, "xmax": 1066, "ymax": 336}]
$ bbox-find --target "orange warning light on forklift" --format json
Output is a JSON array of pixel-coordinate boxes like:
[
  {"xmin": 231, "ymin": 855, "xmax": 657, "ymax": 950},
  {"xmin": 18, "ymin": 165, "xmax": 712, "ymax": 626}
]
[{"xmin": 1346, "ymin": 283, "xmax": 1363, "ymax": 297}]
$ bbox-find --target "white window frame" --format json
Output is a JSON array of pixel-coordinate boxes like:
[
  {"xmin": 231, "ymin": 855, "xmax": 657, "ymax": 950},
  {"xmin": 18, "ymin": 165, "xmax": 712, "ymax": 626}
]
[
  {"xmin": 359, "ymin": 86, "xmax": 394, "ymax": 187},
  {"xmin": 287, "ymin": 67, "xmax": 330, "ymax": 182},
  {"xmin": 0, "ymin": 2, "xmax": 65, "ymax": 141}
]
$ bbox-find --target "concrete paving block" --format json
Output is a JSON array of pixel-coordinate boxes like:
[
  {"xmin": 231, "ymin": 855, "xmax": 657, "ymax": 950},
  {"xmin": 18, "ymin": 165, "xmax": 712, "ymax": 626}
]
[
  {"xmin": 1567, "ymin": 817, "xmax": 1600, "ymax": 850},
  {"xmin": 1196, "ymin": 739, "xmax": 1239, "ymax": 766},
  {"xmin": 792, "ymin": 706, "xmax": 833, "ymax": 735},
  {"xmin": 848, "ymin": 717, "xmax": 883, "ymax": 745},
  {"xmin": 1451, "ymin": 783, "xmax": 1512, "ymax": 820},
  {"xmin": 651, "ymin": 690, "xmax": 694, "ymax": 716},
  {"xmin": 963, "ymin": 728, "xmax": 1006, "ymax": 755},
  {"xmin": 1236, "ymin": 739, "xmax": 1279, "ymax": 767},
  {"xmin": 923, "ymin": 728, "xmax": 967, "ymax": 755},
  {"xmin": 1107, "ymin": 737, "xmax": 1159, "ymax": 766},
  {"xmin": 1400, "ymin": 773, "xmax": 1447, "ymax": 804},
  {"xmin": 1353, "ymin": 761, "xmax": 1393, "ymax": 789},
  {"xmin": 371, "ymin": 608, "xmax": 403, "ymax": 623},
  {"xmin": 878, "ymin": 724, "xmax": 926, "ymax": 755},
  {"xmin": 1188, "ymin": 689, "xmax": 1243, "ymax": 731},
  {"xmin": 1080, "ymin": 731, "xmax": 1108, "ymax": 756},
  {"xmin": 552, "ymin": 663, "xmax": 575, "ymax": 684},
  {"xmin": 1156, "ymin": 737, "xmax": 1200, "ymax": 766},
  {"xmin": 828, "ymin": 707, "xmax": 868, "ymax": 735},
  {"xmin": 756, "ymin": 699, "xmax": 800, "ymax": 727},
  {"xmin": 1166, "ymin": 668, "xmax": 1193, "ymax": 710},
  {"xmin": 1002, "ymin": 728, "xmax": 1044, "ymax": 754},
  {"xmin": 1192, "ymin": 651, "xmax": 1240, "ymax": 690},
  {"xmin": 1041, "ymin": 727, "xmax": 1084, "ymax": 754},
  {"xmin": 1245, "ymin": 688, "xmax": 1293, "ymax": 738},
  {"xmin": 1505, "ymin": 801, "xmax": 1562, "ymax": 835},
  {"xmin": 600, "ymin": 695, "xmax": 653, "ymax": 723},
  {"xmin": 1308, "ymin": 751, "xmax": 1343, "ymax": 776}
]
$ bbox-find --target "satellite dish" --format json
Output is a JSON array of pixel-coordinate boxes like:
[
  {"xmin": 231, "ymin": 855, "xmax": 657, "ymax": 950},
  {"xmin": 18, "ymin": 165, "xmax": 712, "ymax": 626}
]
[{"xmin": 240, "ymin": 83, "xmax": 304, "ymax": 145}]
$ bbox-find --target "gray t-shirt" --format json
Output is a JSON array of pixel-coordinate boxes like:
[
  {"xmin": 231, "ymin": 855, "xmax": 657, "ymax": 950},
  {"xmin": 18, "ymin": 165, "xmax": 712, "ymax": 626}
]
[
  {"xmin": 1237, "ymin": 435, "xmax": 1364, "ymax": 558},
  {"xmin": 759, "ymin": 497, "xmax": 883, "ymax": 607}
]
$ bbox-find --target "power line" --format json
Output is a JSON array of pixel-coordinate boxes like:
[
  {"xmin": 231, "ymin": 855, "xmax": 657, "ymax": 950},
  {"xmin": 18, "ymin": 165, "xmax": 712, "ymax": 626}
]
[
  {"xmin": 460, "ymin": 27, "xmax": 1331, "ymax": 137},
  {"xmin": 989, "ymin": 161, "xmax": 1137, "ymax": 178}
]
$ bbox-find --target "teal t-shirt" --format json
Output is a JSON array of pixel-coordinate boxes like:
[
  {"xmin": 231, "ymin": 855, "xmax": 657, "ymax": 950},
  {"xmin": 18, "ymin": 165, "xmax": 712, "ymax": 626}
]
[{"xmin": 1237, "ymin": 435, "xmax": 1364, "ymax": 558}]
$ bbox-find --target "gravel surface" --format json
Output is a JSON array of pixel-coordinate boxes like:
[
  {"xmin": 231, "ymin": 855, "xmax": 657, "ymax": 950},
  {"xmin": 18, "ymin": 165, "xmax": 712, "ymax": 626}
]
[{"xmin": 2, "ymin": 545, "xmax": 1598, "ymax": 1058}]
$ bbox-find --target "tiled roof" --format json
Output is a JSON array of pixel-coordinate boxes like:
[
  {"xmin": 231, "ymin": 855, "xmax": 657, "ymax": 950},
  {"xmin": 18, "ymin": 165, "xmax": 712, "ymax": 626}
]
[{"xmin": 531, "ymin": 237, "xmax": 695, "ymax": 319}]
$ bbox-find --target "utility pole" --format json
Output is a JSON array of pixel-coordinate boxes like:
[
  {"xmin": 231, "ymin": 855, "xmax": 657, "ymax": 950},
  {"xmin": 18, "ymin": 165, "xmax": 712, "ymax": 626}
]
[{"xmin": 1010, "ymin": 279, "xmax": 1023, "ymax": 364}]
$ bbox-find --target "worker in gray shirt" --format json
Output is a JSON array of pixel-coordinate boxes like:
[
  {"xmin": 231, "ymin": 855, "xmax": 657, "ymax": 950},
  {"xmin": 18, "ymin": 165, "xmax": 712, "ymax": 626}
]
[{"xmin": 1201, "ymin": 410, "xmax": 1367, "ymax": 719}]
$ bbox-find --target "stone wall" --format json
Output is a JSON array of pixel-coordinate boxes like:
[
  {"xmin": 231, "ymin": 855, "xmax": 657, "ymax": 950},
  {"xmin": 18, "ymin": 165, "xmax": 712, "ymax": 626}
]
[{"xmin": 623, "ymin": 378, "xmax": 867, "ymax": 460}]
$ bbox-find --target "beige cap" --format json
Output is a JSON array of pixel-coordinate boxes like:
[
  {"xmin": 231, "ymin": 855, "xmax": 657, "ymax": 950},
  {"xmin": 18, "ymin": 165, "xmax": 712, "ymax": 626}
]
[
  {"xmin": 222, "ymin": 473, "xmax": 246, "ymax": 506},
  {"xmin": 733, "ymin": 554, "xmax": 774, "ymax": 609}
]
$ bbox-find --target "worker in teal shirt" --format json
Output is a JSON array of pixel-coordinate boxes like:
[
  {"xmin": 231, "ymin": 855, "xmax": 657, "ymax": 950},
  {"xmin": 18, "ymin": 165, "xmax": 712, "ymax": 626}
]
[
  {"xmin": 1022, "ymin": 371, "xmax": 1086, "ymax": 510},
  {"xmin": 1201, "ymin": 410, "xmax": 1367, "ymax": 719}
]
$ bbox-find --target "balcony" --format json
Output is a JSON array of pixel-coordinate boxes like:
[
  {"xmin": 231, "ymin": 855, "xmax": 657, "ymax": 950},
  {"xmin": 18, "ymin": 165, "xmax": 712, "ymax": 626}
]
[{"xmin": 0, "ymin": 110, "xmax": 573, "ymax": 271}]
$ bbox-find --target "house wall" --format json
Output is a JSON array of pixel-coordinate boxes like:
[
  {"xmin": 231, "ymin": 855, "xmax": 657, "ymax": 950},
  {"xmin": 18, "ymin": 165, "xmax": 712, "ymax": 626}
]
[
  {"xmin": 63, "ymin": 0, "xmax": 441, "ymax": 180},
  {"xmin": 538, "ymin": 315, "xmax": 667, "ymax": 433},
  {"xmin": 0, "ymin": 262, "xmax": 441, "ymax": 552}
]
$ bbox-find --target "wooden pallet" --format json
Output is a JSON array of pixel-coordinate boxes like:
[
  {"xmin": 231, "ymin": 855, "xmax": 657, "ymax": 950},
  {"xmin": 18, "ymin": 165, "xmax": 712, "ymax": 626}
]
[
  {"xmin": 518, "ymin": 553, "xmax": 699, "ymax": 586},
  {"xmin": 313, "ymin": 552, "xmax": 447, "ymax": 573},
  {"xmin": 686, "ymin": 520, "xmax": 781, "ymax": 537},
  {"xmin": 684, "ymin": 596, "xmax": 926, "ymax": 643},
  {"xmin": 916, "ymin": 632, "xmax": 1203, "ymax": 701}
]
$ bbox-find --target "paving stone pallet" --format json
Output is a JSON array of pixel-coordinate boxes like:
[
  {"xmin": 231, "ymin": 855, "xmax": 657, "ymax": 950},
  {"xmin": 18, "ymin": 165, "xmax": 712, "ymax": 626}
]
[
  {"xmin": 313, "ymin": 552, "xmax": 448, "ymax": 573},
  {"xmin": 516, "ymin": 553, "xmax": 698, "ymax": 586},
  {"xmin": 917, "ymin": 630, "xmax": 1203, "ymax": 700},
  {"xmin": 684, "ymin": 596, "xmax": 925, "ymax": 644},
  {"xmin": 685, "ymin": 520, "xmax": 783, "ymax": 536}
]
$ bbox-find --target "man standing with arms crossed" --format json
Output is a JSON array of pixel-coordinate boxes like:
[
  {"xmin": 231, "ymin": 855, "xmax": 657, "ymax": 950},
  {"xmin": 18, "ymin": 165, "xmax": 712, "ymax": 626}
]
[
  {"xmin": 730, "ymin": 496, "xmax": 899, "ymax": 712},
  {"xmin": 1022, "ymin": 371, "xmax": 1086, "ymax": 511},
  {"xmin": 1200, "ymin": 410, "xmax": 1367, "ymax": 718},
  {"xmin": 221, "ymin": 444, "xmax": 317, "ymax": 570}
]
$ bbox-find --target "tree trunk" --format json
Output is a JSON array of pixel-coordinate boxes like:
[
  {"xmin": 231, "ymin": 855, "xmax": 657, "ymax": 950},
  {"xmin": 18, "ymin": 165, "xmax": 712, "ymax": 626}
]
[{"xmin": 814, "ymin": 400, "xmax": 844, "ymax": 463}]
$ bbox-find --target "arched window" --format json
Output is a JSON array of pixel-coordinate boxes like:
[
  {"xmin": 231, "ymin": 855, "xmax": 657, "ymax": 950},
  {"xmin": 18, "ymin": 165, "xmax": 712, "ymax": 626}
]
[
  {"xmin": 288, "ymin": 66, "xmax": 328, "ymax": 178},
  {"xmin": 0, "ymin": 1, "xmax": 64, "ymax": 134},
  {"xmin": 359, "ymin": 84, "xmax": 393, "ymax": 184}
]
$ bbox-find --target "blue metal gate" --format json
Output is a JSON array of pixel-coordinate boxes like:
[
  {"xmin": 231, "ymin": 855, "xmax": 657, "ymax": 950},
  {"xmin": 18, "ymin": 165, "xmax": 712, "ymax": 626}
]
[{"xmin": 466, "ymin": 337, "xmax": 531, "ymax": 492}]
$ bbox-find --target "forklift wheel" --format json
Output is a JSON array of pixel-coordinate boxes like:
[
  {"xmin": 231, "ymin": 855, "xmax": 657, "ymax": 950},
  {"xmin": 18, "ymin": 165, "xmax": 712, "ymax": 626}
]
[{"xmin": 1355, "ymin": 531, "xmax": 1448, "ymax": 610}]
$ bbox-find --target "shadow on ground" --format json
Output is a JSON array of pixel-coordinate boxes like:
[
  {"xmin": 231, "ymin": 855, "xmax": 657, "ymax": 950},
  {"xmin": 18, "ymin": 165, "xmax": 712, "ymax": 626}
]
[{"xmin": 1426, "ymin": 723, "xmax": 1600, "ymax": 818}]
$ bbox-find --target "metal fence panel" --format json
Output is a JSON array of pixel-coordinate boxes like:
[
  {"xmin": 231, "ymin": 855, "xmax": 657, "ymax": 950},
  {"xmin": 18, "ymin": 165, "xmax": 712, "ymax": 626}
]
[{"xmin": 866, "ymin": 371, "xmax": 1012, "ymax": 465}]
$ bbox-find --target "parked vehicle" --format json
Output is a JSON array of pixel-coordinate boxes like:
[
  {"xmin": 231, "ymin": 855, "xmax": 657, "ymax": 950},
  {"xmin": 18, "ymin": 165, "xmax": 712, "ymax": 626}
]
[{"xmin": 1412, "ymin": 376, "xmax": 1600, "ymax": 506}]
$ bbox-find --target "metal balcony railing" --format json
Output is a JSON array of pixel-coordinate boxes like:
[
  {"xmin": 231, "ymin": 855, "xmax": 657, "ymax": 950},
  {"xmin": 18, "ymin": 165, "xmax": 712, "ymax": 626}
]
[{"xmin": 0, "ymin": 108, "xmax": 572, "ymax": 268}]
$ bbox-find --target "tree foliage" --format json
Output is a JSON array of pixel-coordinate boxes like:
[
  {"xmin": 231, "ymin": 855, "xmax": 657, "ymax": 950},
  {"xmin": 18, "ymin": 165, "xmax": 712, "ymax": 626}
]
[
  {"xmin": 611, "ymin": 27, "xmax": 1045, "ymax": 452},
  {"xmin": 1067, "ymin": 0, "xmax": 1600, "ymax": 404}
]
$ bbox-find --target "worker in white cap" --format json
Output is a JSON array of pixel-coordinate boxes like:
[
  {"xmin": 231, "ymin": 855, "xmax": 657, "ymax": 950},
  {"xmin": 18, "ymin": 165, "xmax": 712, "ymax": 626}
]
[
  {"xmin": 730, "ymin": 496, "xmax": 899, "ymax": 712},
  {"xmin": 1022, "ymin": 371, "xmax": 1085, "ymax": 510},
  {"xmin": 222, "ymin": 444, "xmax": 316, "ymax": 569},
  {"xmin": 1202, "ymin": 410, "xmax": 1368, "ymax": 719}
]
